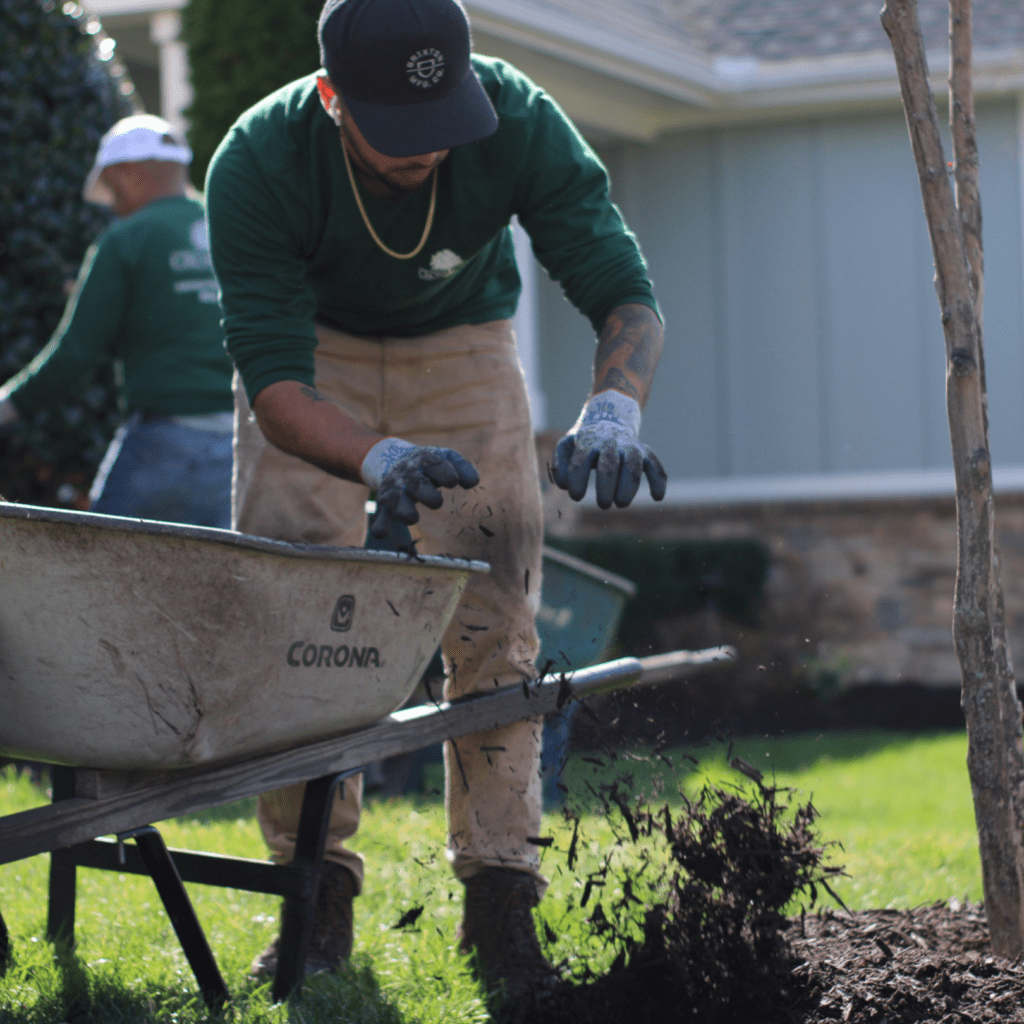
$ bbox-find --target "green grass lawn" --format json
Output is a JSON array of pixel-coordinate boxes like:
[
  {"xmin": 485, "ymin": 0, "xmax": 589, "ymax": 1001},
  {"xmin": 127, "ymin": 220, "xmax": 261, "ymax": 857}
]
[{"xmin": 0, "ymin": 730, "xmax": 983, "ymax": 1023}]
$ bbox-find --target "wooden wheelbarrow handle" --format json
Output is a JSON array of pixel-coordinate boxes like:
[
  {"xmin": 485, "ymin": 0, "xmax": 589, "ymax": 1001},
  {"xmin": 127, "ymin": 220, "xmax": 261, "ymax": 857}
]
[{"xmin": 0, "ymin": 649, "xmax": 733, "ymax": 866}]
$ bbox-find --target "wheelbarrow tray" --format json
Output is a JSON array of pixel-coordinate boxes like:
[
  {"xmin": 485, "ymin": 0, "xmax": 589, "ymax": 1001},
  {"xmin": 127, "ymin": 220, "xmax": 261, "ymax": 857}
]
[{"xmin": 0, "ymin": 503, "xmax": 486, "ymax": 771}]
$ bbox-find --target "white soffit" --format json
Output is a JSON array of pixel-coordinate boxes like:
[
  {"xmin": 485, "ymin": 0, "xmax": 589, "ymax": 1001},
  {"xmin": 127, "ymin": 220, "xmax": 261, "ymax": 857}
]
[{"xmin": 472, "ymin": 30, "xmax": 693, "ymax": 141}]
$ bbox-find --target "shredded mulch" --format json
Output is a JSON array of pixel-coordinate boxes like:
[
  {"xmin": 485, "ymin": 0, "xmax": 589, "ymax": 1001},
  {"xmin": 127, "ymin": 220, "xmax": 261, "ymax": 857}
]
[
  {"xmin": 523, "ymin": 899, "xmax": 1024, "ymax": 1024},
  {"xmin": 787, "ymin": 899, "xmax": 1024, "ymax": 1024},
  {"xmin": 508, "ymin": 765, "xmax": 1024, "ymax": 1024}
]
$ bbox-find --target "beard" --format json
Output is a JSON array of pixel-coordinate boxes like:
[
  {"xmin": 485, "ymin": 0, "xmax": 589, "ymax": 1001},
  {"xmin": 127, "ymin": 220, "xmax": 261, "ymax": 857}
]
[{"xmin": 340, "ymin": 130, "xmax": 437, "ymax": 201}]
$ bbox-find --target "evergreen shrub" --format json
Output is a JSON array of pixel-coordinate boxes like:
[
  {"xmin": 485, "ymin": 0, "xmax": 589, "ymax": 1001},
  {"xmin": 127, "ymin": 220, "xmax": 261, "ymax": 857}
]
[
  {"xmin": 0, "ymin": 0, "xmax": 133, "ymax": 506},
  {"xmin": 181, "ymin": 0, "xmax": 321, "ymax": 188}
]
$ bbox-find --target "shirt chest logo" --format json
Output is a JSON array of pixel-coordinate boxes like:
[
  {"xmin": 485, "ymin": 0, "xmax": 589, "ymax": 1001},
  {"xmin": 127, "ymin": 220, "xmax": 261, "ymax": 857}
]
[
  {"xmin": 418, "ymin": 248, "xmax": 464, "ymax": 281},
  {"xmin": 406, "ymin": 48, "xmax": 446, "ymax": 89},
  {"xmin": 169, "ymin": 216, "xmax": 216, "ymax": 301}
]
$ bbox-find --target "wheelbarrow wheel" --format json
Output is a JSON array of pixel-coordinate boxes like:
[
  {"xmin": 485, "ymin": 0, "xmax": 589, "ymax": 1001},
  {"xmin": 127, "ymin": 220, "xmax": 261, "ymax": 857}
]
[{"xmin": 0, "ymin": 906, "xmax": 9, "ymax": 975}]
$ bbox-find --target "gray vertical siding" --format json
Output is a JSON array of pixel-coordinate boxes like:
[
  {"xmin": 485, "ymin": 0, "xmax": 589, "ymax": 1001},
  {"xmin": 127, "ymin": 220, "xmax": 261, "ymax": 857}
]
[
  {"xmin": 976, "ymin": 103, "xmax": 1024, "ymax": 466},
  {"xmin": 535, "ymin": 100, "xmax": 1024, "ymax": 482}
]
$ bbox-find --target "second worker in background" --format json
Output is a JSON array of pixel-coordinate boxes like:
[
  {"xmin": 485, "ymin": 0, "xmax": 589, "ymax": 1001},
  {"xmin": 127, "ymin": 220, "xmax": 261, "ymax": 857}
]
[{"xmin": 0, "ymin": 115, "xmax": 234, "ymax": 527}]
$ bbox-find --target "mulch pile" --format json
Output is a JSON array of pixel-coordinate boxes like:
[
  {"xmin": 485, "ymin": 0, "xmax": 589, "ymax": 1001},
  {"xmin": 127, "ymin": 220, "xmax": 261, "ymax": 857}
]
[
  {"xmin": 512, "ymin": 765, "xmax": 1024, "ymax": 1024},
  {"xmin": 526, "ymin": 899, "xmax": 1024, "ymax": 1024},
  {"xmin": 788, "ymin": 899, "xmax": 1024, "ymax": 1023}
]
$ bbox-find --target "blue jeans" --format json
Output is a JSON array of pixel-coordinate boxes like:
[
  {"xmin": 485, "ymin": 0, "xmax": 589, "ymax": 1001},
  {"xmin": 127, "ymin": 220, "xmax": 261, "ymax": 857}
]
[{"xmin": 89, "ymin": 413, "xmax": 233, "ymax": 528}]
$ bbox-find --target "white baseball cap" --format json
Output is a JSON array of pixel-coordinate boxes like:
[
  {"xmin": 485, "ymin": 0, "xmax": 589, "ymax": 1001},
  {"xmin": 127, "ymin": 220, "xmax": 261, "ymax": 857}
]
[{"xmin": 83, "ymin": 115, "xmax": 193, "ymax": 205}]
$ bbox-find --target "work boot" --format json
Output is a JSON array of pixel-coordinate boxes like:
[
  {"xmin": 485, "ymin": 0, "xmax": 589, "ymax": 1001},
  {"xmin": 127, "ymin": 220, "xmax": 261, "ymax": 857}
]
[
  {"xmin": 250, "ymin": 862, "xmax": 355, "ymax": 980},
  {"xmin": 459, "ymin": 867, "xmax": 558, "ymax": 1002}
]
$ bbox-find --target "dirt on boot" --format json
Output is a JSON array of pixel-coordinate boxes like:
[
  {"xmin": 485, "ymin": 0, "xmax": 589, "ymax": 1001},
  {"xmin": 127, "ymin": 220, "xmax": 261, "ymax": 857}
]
[
  {"xmin": 250, "ymin": 862, "xmax": 355, "ymax": 980},
  {"xmin": 460, "ymin": 867, "xmax": 558, "ymax": 1004}
]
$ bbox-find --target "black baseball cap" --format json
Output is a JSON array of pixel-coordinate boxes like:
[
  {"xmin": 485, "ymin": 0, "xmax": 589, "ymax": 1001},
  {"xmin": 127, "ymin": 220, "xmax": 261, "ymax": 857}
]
[{"xmin": 318, "ymin": 0, "xmax": 499, "ymax": 158}]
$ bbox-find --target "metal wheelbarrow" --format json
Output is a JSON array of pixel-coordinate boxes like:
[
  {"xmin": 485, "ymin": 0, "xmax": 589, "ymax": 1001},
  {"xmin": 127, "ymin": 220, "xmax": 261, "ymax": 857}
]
[
  {"xmin": 0, "ymin": 502, "xmax": 731, "ymax": 1005},
  {"xmin": 0, "ymin": 502, "xmax": 484, "ymax": 770}
]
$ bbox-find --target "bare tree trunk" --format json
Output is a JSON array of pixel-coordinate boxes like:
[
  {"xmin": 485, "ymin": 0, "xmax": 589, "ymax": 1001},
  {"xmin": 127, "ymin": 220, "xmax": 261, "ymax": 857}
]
[
  {"xmin": 948, "ymin": 5, "xmax": 1024, "ymax": 926},
  {"xmin": 881, "ymin": 0, "xmax": 1024, "ymax": 956}
]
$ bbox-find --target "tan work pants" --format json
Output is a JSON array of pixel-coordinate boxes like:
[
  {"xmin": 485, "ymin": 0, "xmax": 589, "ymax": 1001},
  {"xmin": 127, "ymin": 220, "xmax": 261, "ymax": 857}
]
[{"xmin": 233, "ymin": 319, "xmax": 546, "ymax": 894}]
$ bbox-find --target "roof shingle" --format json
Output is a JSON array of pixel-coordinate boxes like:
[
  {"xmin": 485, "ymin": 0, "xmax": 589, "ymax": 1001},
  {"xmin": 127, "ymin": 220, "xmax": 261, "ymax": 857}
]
[{"xmin": 496, "ymin": 0, "xmax": 1024, "ymax": 63}]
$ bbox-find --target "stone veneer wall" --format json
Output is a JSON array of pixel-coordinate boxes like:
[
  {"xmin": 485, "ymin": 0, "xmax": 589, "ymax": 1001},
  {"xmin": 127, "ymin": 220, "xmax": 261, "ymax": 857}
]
[{"xmin": 543, "ymin": 487, "xmax": 1024, "ymax": 688}]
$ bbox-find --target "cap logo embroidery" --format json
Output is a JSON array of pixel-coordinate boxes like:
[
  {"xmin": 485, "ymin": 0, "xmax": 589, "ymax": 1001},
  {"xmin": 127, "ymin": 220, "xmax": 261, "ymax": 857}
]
[{"xmin": 406, "ymin": 48, "xmax": 446, "ymax": 89}]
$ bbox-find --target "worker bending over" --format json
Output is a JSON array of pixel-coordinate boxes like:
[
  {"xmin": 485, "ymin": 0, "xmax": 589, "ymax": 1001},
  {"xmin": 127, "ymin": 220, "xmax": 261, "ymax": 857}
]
[{"xmin": 205, "ymin": 0, "xmax": 666, "ymax": 998}]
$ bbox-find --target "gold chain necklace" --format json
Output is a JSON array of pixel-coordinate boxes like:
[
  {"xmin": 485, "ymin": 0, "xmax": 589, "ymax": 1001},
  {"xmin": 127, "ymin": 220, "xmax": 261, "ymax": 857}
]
[{"xmin": 341, "ymin": 137, "xmax": 437, "ymax": 261}]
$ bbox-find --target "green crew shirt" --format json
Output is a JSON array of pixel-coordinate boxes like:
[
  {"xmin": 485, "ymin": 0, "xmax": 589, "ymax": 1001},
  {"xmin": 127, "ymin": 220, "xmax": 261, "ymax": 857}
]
[
  {"xmin": 7, "ymin": 195, "xmax": 234, "ymax": 418},
  {"xmin": 206, "ymin": 56, "xmax": 660, "ymax": 404}
]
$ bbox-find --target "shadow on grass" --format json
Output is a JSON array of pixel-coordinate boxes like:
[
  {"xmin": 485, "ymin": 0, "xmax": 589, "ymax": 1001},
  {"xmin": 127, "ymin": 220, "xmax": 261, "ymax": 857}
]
[
  {"xmin": 557, "ymin": 730, "xmax": 965, "ymax": 809},
  {"xmin": 2, "ymin": 938, "xmax": 407, "ymax": 1024},
  {"xmin": 278, "ymin": 960, "xmax": 406, "ymax": 1024},
  {"xmin": 709, "ymin": 729, "xmax": 965, "ymax": 775},
  {"xmin": 0, "ymin": 940, "xmax": 160, "ymax": 1024}
]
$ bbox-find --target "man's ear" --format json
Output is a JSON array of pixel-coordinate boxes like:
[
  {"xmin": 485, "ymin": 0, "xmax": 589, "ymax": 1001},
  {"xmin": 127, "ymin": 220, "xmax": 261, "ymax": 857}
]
[{"xmin": 315, "ymin": 75, "xmax": 343, "ymax": 127}]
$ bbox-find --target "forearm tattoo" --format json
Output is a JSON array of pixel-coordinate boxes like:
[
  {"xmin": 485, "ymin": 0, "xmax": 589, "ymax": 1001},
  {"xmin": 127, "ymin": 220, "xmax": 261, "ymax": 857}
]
[{"xmin": 593, "ymin": 304, "xmax": 664, "ymax": 406}]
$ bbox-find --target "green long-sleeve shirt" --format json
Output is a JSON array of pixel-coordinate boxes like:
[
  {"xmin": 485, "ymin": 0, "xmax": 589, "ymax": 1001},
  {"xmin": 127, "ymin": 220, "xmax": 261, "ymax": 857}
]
[
  {"xmin": 205, "ymin": 56, "xmax": 660, "ymax": 404},
  {"xmin": 7, "ymin": 195, "xmax": 234, "ymax": 418}
]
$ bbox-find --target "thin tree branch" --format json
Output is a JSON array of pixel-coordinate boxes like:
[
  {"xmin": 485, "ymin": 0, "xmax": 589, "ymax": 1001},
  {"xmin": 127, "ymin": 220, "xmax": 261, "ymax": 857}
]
[{"xmin": 950, "ymin": 0, "xmax": 983, "ymax": 323}]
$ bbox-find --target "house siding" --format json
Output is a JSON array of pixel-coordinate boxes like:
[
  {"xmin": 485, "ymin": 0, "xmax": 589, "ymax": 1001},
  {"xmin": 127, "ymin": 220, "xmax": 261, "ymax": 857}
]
[
  {"xmin": 558, "ymin": 486, "xmax": 1024, "ymax": 688},
  {"xmin": 535, "ymin": 100, "xmax": 1024, "ymax": 484}
]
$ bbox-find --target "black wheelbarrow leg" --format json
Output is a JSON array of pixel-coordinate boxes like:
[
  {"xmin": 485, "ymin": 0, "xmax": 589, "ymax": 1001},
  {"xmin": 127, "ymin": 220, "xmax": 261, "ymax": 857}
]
[
  {"xmin": 272, "ymin": 770, "xmax": 358, "ymax": 1004},
  {"xmin": 129, "ymin": 826, "xmax": 229, "ymax": 1011},
  {"xmin": 0, "ymin": 906, "xmax": 10, "ymax": 974},
  {"xmin": 47, "ymin": 766, "xmax": 78, "ymax": 947},
  {"xmin": 47, "ymin": 848, "xmax": 77, "ymax": 947}
]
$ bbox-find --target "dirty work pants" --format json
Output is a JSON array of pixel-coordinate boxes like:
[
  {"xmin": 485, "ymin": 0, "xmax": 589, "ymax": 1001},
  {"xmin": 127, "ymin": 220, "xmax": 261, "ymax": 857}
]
[{"xmin": 232, "ymin": 319, "xmax": 546, "ymax": 894}]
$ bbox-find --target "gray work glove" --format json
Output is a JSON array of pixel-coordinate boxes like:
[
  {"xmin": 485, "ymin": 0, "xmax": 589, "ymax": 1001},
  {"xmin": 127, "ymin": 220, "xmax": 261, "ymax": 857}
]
[
  {"xmin": 553, "ymin": 390, "xmax": 667, "ymax": 509},
  {"xmin": 361, "ymin": 438, "xmax": 480, "ymax": 539}
]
